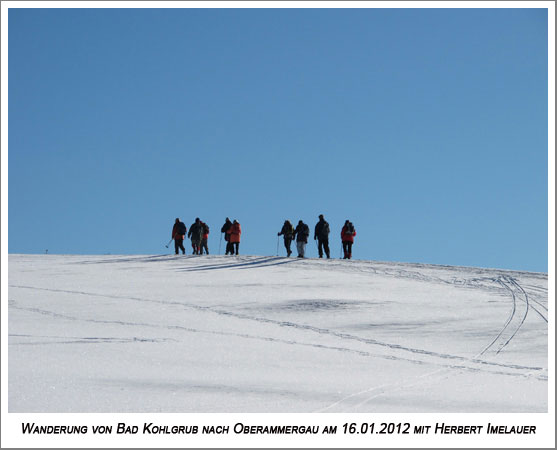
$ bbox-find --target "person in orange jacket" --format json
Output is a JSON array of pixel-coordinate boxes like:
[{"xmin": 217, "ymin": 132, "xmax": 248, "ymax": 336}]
[
  {"xmin": 226, "ymin": 220, "xmax": 242, "ymax": 255},
  {"xmin": 200, "ymin": 221, "xmax": 210, "ymax": 255},
  {"xmin": 341, "ymin": 220, "xmax": 356, "ymax": 259}
]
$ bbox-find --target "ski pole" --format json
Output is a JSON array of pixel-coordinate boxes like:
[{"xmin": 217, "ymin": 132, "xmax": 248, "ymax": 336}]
[
  {"xmin": 165, "ymin": 238, "xmax": 173, "ymax": 248},
  {"xmin": 339, "ymin": 243, "xmax": 343, "ymax": 259},
  {"xmin": 276, "ymin": 235, "xmax": 280, "ymax": 256},
  {"xmin": 219, "ymin": 233, "xmax": 223, "ymax": 255}
]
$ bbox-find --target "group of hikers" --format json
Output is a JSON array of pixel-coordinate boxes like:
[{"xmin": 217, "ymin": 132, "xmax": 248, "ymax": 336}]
[
  {"xmin": 278, "ymin": 214, "xmax": 356, "ymax": 259},
  {"xmin": 171, "ymin": 217, "xmax": 211, "ymax": 255},
  {"xmin": 171, "ymin": 217, "xmax": 241, "ymax": 256},
  {"xmin": 171, "ymin": 214, "xmax": 356, "ymax": 259}
]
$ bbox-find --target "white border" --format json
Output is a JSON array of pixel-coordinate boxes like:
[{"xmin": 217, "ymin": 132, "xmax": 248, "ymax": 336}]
[
  {"xmin": 1, "ymin": 413, "xmax": 556, "ymax": 448},
  {"xmin": 547, "ymin": 0, "xmax": 555, "ymax": 432},
  {"xmin": 1, "ymin": 0, "xmax": 10, "ymax": 444},
  {"xmin": 2, "ymin": 1, "xmax": 554, "ymax": 448}
]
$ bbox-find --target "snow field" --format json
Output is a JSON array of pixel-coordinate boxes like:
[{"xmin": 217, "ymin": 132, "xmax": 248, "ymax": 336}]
[{"xmin": 8, "ymin": 254, "xmax": 548, "ymax": 413}]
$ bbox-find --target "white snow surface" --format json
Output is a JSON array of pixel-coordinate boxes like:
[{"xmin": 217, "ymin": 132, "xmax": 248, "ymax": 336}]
[{"xmin": 8, "ymin": 254, "xmax": 548, "ymax": 413}]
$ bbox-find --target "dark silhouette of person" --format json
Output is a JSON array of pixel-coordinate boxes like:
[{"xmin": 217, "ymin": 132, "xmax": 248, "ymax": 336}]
[
  {"xmin": 171, "ymin": 218, "xmax": 186, "ymax": 255},
  {"xmin": 314, "ymin": 214, "xmax": 330, "ymax": 258},
  {"xmin": 221, "ymin": 217, "xmax": 233, "ymax": 255},
  {"xmin": 278, "ymin": 220, "xmax": 294, "ymax": 257}
]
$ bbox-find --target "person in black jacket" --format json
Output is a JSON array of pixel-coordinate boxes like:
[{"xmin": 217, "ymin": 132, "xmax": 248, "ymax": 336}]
[
  {"xmin": 293, "ymin": 220, "xmax": 310, "ymax": 258},
  {"xmin": 314, "ymin": 214, "xmax": 331, "ymax": 258},
  {"xmin": 188, "ymin": 218, "xmax": 203, "ymax": 255},
  {"xmin": 171, "ymin": 218, "xmax": 187, "ymax": 255},
  {"xmin": 278, "ymin": 220, "xmax": 295, "ymax": 257},
  {"xmin": 221, "ymin": 217, "xmax": 233, "ymax": 255}
]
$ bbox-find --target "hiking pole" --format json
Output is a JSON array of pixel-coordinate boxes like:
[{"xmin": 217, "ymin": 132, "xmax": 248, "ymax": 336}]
[
  {"xmin": 276, "ymin": 235, "xmax": 280, "ymax": 256},
  {"xmin": 165, "ymin": 238, "xmax": 173, "ymax": 248},
  {"xmin": 219, "ymin": 233, "xmax": 223, "ymax": 255}
]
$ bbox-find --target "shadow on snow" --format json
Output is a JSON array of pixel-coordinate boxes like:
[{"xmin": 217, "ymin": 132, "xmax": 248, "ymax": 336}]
[{"xmin": 176, "ymin": 256, "xmax": 297, "ymax": 272}]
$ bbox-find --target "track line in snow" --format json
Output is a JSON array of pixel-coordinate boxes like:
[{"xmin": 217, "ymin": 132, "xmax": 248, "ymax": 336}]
[
  {"xmin": 314, "ymin": 382, "xmax": 395, "ymax": 413},
  {"xmin": 307, "ymin": 260, "xmax": 547, "ymax": 316},
  {"xmin": 346, "ymin": 275, "xmax": 548, "ymax": 413},
  {"xmin": 479, "ymin": 276, "xmax": 521, "ymax": 356},
  {"xmin": 479, "ymin": 275, "xmax": 546, "ymax": 357},
  {"xmin": 9, "ymin": 284, "xmax": 547, "ymax": 379},
  {"xmin": 509, "ymin": 277, "xmax": 547, "ymax": 322},
  {"xmin": 9, "ymin": 303, "xmax": 546, "ymax": 382},
  {"xmin": 9, "ymin": 334, "xmax": 174, "ymax": 345}
]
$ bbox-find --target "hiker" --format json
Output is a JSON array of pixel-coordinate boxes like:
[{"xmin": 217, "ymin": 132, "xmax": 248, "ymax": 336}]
[
  {"xmin": 277, "ymin": 220, "xmax": 295, "ymax": 257},
  {"xmin": 188, "ymin": 218, "xmax": 203, "ymax": 255},
  {"xmin": 227, "ymin": 220, "xmax": 242, "ymax": 255},
  {"xmin": 314, "ymin": 214, "xmax": 331, "ymax": 258},
  {"xmin": 341, "ymin": 220, "xmax": 357, "ymax": 259},
  {"xmin": 200, "ymin": 221, "xmax": 210, "ymax": 255},
  {"xmin": 221, "ymin": 217, "xmax": 233, "ymax": 255},
  {"xmin": 171, "ymin": 218, "xmax": 187, "ymax": 255},
  {"xmin": 293, "ymin": 220, "xmax": 310, "ymax": 258}
]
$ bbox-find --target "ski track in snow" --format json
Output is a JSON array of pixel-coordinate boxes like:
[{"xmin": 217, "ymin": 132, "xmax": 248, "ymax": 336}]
[
  {"xmin": 8, "ymin": 255, "xmax": 548, "ymax": 413},
  {"xmin": 9, "ymin": 278, "xmax": 547, "ymax": 380},
  {"xmin": 315, "ymin": 367, "xmax": 456, "ymax": 413},
  {"xmin": 299, "ymin": 266, "xmax": 547, "ymax": 412},
  {"xmin": 9, "ymin": 333, "xmax": 176, "ymax": 345},
  {"xmin": 477, "ymin": 276, "xmax": 542, "ymax": 357},
  {"xmin": 8, "ymin": 303, "xmax": 496, "ymax": 375}
]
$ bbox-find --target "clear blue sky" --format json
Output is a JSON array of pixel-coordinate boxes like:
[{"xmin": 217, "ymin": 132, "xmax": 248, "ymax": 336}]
[{"xmin": 7, "ymin": 7, "xmax": 549, "ymax": 272}]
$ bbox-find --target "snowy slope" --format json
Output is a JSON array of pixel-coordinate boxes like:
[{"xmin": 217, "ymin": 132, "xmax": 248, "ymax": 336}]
[{"xmin": 7, "ymin": 254, "xmax": 548, "ymax": 413}]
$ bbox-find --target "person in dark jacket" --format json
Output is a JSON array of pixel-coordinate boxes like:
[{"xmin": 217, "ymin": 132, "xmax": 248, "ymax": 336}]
[
  {"xmin": 188, "ymin": 218, "xmax": 203, "ymax": 255},
  {"xmin": 171, "ymin": 218, "xmax": 187, "ymax": 255},
  {"xmin": 314, "ymin": 214, "xmax": 331, "ymax": 258},
  {"xmin": 221, "ymin": 217, "xmax": 233, "ymax": 255},
  {"xmin": 277, "ymin": 220, "xmax": 294, "ymax": 257},
  {"xmin": 341, "ymin": 220, "xmax": 357, "ymax": 259},
  {"xmin": 227, "ymin": 220, "xmax": 242, "ymax": 255},
  {"xmin": 200, "ymin": 221, "xmax": 210, "ymax": 255},
  {"xmin": 293, "ymin": 220, "xmax": 310, "ymax": 258}
]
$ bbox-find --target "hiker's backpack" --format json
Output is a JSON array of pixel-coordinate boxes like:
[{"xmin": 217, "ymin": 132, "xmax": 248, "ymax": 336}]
[{"xmin": 177, "ymin": 222, "xmax": 187, "ymax": 235}]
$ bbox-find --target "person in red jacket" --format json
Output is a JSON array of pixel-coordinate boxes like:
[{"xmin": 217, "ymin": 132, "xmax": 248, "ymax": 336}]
[
  {"xmin": 200, "ymin": 221, "xmax": 210, "ymax": 255},
  {"xmin": 341, "ymin": 220, "xmax": 356, "ymax": 259},
  {"xmin": 226, "ymin": 220, "xmax": 242, "ymax": 255}
]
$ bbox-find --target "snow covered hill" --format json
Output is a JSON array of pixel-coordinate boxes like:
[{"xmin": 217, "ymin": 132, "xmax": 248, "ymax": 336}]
[{"xmin": 7, "ymin": 254, "xmax": 548, "ymax": 413}]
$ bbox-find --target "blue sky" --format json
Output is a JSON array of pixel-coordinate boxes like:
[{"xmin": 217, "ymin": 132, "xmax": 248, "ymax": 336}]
[{"xmin": 7, "ymin": 7, "xmax": 549, "ymax": 272}]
